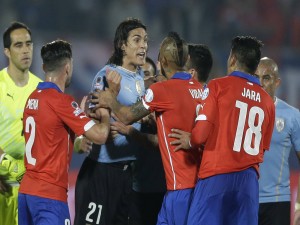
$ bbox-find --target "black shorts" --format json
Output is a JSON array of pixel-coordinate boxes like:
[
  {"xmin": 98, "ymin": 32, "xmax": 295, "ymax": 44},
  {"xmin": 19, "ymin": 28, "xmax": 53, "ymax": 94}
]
[
  {"xmin": 129, "ymin": 190, "xmax": 165, "ymax": 225},
  {"xmin": 259, "ymin": 201, "xmax": 290, "ymax": 225},
  {"xmin": 74, "ymin": 157, "xmax": 133, "ymax": 225}
]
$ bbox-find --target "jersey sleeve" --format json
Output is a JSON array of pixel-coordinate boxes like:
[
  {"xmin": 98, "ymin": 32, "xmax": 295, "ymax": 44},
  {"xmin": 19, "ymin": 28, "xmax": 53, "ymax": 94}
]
[
  {"xmin": 89, "ymin": 66, "xmax": 110, "ymax": 108},
  {"xmin": 142, "ymin": 82, "xmax": 173, "ymax": 112},
  {"xmin": 262, "ymin": 101, "xmax": 275, "ymax": 151},
  {"xmin": 291, "ymin": 109, "xmax": 300, "ymax": 152},
  {"xmin": 195, "ymin": 81, "xmax": 218, "ymax": 124},
  {"xmin": 54, "ymin": 95, "xmax": 95, "ymax": 136}
]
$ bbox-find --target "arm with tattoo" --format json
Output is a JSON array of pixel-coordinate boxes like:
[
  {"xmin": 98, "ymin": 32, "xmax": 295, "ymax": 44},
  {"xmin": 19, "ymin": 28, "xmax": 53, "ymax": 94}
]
[{"xmin": 91, "ymin": 90, "xmax": 150, "ymax": 125}]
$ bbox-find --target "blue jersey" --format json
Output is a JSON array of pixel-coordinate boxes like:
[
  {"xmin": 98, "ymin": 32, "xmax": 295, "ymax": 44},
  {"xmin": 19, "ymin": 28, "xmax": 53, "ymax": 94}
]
[
  {"xmin": 259, "ymin": 98, "xmax": 300, "ymax": 203},
  {"xmin": 89, "ymin": 64, "xmax": 145, "ymax": 163}
]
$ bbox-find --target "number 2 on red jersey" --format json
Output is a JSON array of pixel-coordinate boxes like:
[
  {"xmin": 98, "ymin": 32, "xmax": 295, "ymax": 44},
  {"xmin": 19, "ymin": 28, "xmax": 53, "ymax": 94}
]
[{"xmin": 25, "ymin": 116, "xmax": 37, "ymax": 165}]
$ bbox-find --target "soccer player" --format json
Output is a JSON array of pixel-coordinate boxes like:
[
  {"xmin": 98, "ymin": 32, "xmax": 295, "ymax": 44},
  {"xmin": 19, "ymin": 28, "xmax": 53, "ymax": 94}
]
[
  {"xmin": 187, "ymin": 36, "xmax": 275, "ymax": 225},
  {"xmin": 0, "ymin": 22, "xmax": 42, "ymax": 225},
  {"xmin": 91, "ymin": 32, "xmax": 205, "ymax": 225},
  {"xmin": 256, "ymin": 57, "xmax": 300, "ymax": 225},
  {"xmin": 111, "ymin": 56, "xmax": 167, "ymax": 225},
  {"xmin": 74, "ymin": 18, "xmax": 148, "ymax": 225},
  {"xmin": 169, "ymin": 43, "xmax": 213, "ymax": 149},
  {"xmin": 18, "ymin": 40, "xmax": 110, "ymax": 225}
]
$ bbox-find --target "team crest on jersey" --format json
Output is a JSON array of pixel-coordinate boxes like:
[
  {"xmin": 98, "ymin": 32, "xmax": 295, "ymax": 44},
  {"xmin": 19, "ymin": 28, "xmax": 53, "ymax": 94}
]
[
  {"xmin": 71, "ymin": 101, "xmax": 83, "ymax": 116},
  {"xmin": 275, "ymin": 117, "xmax": 285, "ymax": 132},
  {"xmin": 202, "ymin": 87, "xmax": 209, "ymax": 100},
  {"xmin": 136, "ymin": 80, "xmax": 143, "ymax": 96},
  {"xmin": 145, "ymin": 89, "xmax": 154, "ymax": 102}
]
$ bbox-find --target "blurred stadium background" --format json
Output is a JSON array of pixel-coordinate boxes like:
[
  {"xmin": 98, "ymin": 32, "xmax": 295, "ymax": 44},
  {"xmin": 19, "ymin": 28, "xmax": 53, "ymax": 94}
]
[{"xmin": 1, "ymin": 0, "xmax": 299, "ymax": 223}]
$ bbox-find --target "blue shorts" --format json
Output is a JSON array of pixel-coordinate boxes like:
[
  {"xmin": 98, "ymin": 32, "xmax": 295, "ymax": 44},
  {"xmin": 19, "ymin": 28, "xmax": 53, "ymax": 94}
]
[
  {"xmin": 187, "ymin": 168, "xmax": 258, "ymax": 225},
  {"xmin": 157, "ymin": 188, "xmax": 193, "ymax": 225},
  {"xmin": 18, "ymin": 193, "xmax": 70, "ymax": 225}
]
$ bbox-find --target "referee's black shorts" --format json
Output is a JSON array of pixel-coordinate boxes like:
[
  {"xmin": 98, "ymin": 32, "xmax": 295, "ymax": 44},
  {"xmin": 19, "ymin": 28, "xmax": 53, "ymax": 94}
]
[
  {"xmin": 259, "ymin": 201, "xmax": 290, "ymax": 225},
  {"xmin": 74, "ymin": 157, "xmax": 133, "ymax": 225}
]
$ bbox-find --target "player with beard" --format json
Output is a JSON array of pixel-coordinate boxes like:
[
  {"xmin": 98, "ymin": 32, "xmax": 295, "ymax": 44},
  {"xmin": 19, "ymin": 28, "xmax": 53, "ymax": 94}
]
[
  {"xmin": 18, "ymin": 40, "xmax": 110, "ymax": 225},
  {"xmin": 91, "ymin": 32, "xmax": 204, "ymax": 225},
  {"xmin": 187, "ymin": 36, "xmax": 275, "ymax": 225}
]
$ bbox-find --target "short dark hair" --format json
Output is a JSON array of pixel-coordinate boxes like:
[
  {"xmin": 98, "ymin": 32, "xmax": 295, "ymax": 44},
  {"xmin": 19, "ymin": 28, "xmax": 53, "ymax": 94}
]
[
  {"xmin": 108, "ymin": 18, "xmax": 146, "ymax": 66},
  {"xmin": 231, "ymin": 36, "xmax": 263, "ymax": 74},
  {"xmin": 159, "ymin": 31, "xmax": 189, "ymax": 69},
  {"xmin": 187, "ymin": 44, "xmax": 213, "ymax": 82},
  {"xmin": 41, "ymin": 40, "xmax": 72, "ymax": 72},
  {"xmin": 145, "ymin": 57, "xmax": 157, "ymax": 75},
  {"xmin": 3, "ymin": 21, "xmax": 32, "ymax": 48}
]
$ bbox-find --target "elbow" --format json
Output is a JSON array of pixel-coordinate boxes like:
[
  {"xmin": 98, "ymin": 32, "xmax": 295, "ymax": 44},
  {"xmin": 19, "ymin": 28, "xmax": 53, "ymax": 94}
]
[
  {"xmin": 93, "ymin": 128, "xmax": 109, "ymax": 145},
  {"xmin": 191, "ymin": 133, "xmax": 205, "ymax": 149},
  {"xmin": 86, "ymin": 123, "xmax": 110, "ymax": 145}
]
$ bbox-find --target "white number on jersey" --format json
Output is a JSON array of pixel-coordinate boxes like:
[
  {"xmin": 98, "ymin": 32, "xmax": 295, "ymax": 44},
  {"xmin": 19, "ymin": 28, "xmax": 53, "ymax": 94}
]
[
  {"xmin": 86, "ymin": 202, "xmax": 103, "ymax": 224},
  {"xmin": 233, "ymin": 100, "xmax": 264, "ymax": 155},
  {"xmin": 25, "ymin": 116, "xmax": 37, "ymax": 165}
]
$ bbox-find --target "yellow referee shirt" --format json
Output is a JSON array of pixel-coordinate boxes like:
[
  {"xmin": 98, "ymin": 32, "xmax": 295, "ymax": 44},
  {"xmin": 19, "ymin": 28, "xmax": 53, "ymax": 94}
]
[{"xmin": 0, "ymin": 68, "xmax": 42, "ymax": 159}]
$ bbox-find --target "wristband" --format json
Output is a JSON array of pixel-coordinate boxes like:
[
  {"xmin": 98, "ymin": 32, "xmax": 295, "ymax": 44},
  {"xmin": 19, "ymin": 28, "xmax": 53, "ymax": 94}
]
[
  {"xmin": 0, "ymin": 153, "xmax": 6, "ymax": 164},
  {"xmin": 295, "ymin": 202, "xmax": 300, "ymax": 212}
]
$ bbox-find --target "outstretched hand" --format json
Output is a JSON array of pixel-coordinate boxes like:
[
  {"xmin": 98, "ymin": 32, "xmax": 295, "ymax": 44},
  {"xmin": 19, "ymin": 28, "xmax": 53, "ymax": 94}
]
[{"xmin": 169, "ymin": 129, "xmax": 191, "ymax": 151}]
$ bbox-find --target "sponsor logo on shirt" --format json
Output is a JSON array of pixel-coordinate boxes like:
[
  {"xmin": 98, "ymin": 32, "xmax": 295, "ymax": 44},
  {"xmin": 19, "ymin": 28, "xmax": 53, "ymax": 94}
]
[{"xmin": 196, "ymin": 103, "xmax": 205, "ymax": 116}]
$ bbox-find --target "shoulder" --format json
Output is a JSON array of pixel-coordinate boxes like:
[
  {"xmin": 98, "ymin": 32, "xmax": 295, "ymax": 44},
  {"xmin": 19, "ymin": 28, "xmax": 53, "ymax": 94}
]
[
  {"xmin": 28, "ymin": 72, "xmax": 42, "ymax": 87},
  {"xmin": 29, "ymin": 72, "xmax": 42, "ymax": 82},
  {"xmin": 277, "ymin": 98, "xmax": 300, "ymax": 116},
  {"xmin": 0, "ymin": 68, "xmax": 8, "ymax": 82}
]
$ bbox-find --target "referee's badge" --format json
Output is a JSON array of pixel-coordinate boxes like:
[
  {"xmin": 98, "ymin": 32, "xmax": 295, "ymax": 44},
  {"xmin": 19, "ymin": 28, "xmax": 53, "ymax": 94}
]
[{"xmin": 275, "ymin": 117, "xmax": 285, "ymax": 132}]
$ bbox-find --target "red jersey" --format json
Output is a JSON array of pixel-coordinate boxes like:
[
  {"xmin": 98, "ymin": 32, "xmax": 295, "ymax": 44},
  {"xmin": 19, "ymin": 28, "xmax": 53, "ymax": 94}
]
[
  {"xmin": 194, "ymin": 71, "xmax": 275, "ymax": 179},
  {"xmin": 142, "ymin": 72, "xmax": 202, "ymax": 190},
  {"xmin": 20, "ymin": 82, "xmax": 95, "ymax": 202}
]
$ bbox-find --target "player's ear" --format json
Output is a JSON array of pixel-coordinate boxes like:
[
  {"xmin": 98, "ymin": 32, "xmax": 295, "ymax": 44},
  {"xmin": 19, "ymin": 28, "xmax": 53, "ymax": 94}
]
[
  {"xmin": 275, "ymin": 77, "xmax": 281, "ymax": 89},
  {"xmin": 65, "ymin": 61, "xmax": 71, "ymax": 76},
  {"xmin": 121, "ymin": 42, "xmax": 126, "ymax": 55},
  {"xmin": 4, "ymin": 48, "xmax": 10, "ymax": 59},
  {"xmin": 228, "ymin": 53, "xmax": 237, "ymax": 68},
  {"xmin": 189, "ymin": 68, "xmax": 196, "ymax": 79},
  {"xmin": 160, "ymin": 56, "xmax": 168, "ymax": 68},
  {"xmin": 42, "ymin": 63, "xmax": 46, "ymax": 72}
]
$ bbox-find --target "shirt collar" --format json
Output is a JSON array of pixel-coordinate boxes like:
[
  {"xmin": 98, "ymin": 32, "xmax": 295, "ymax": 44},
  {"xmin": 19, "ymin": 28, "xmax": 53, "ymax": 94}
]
[
  {"xmin": 229, "ymin": 71, "xmax": 260, "ymax": 85},
  {"xmin": 37, "ymin": 82, "xmax": 63, "ymax": 93},
  {"xmin": 171, "ymin": 72, "xmax": 192, "ymax": 80}
]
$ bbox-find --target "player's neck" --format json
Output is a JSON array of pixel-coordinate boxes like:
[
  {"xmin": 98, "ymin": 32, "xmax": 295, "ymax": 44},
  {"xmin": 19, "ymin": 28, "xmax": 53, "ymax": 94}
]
[
  {"xmin": 46, "ymin": 75, "xmax": 65, "ymax": 92},
  {"xmin": 121, "ymin": 62, "xmax": 137, "ymax": 73},
  {"xmin": 7, "ymin": 64, "xmax": 29, "ymax": 87}
]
